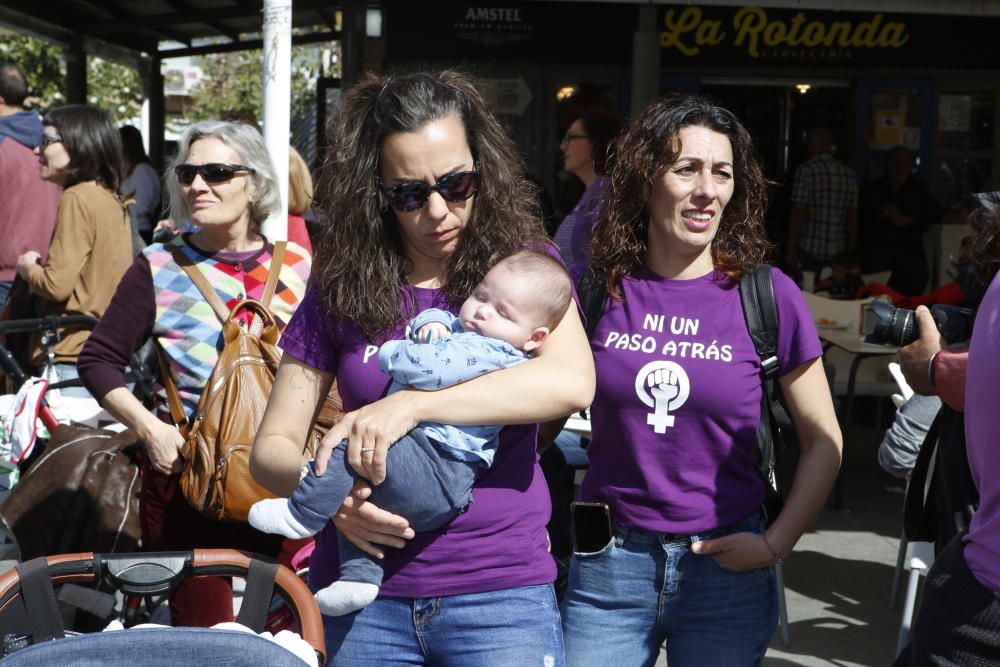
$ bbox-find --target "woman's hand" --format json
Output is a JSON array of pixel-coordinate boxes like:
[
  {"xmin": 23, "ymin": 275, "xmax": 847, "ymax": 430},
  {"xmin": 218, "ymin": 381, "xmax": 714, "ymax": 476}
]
[
  {"xmin": 141, "ymin": 419, "xmax": 186, "ymax": 475},
  {"xmin": 314, "ymin": 390, "xmax": 423, "ymax": 485},
  {"xmin": 15, "ymin": 251, "xmax": 41, "ymax": 279},
  {"xmin": 333, "ymin": 480, "xmax": 415, "ymax": 558},
  {"xmin": 690, "ymin": 531, "xmax": 777, "ymax": 571}
]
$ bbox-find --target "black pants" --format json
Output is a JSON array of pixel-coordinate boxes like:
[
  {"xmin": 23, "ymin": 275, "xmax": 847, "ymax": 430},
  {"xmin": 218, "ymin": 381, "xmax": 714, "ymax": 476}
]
[{"xmin": 895, "ymin": 534, "xmax": 1000, "ymax": 666}]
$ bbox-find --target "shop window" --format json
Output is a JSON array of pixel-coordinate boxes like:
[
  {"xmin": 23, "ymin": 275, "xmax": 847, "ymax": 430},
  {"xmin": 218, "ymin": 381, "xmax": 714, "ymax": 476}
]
[{"xmin": 935, "ymin": 93, "xmax": 995, "ymax": 210}]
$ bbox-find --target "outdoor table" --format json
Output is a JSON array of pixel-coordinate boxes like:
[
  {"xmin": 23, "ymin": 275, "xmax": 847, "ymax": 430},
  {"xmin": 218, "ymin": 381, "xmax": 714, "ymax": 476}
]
[{"xmin": 818, "ymin": 328, "xmax": 898, "ymax": 509}]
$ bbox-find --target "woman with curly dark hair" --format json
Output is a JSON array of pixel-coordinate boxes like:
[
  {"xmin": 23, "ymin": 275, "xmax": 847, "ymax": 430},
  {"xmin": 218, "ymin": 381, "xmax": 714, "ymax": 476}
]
[
  {"xmin": 250, "ymin": 70, "xmax": 594, "ymax": 664},
  {"xmin": 560, "ymin": 93, "xmax": 841, "ymax": 665}
]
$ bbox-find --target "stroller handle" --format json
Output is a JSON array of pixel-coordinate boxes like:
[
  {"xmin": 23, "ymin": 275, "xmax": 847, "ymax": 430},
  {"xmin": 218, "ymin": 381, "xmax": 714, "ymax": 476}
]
[
  {"xmin": 0, "ymin": 314, "xmax": 100, "ymax": 335},
  {"xmin": 0, "ymin": 548, "xmax": 327, "ymax": 665}
]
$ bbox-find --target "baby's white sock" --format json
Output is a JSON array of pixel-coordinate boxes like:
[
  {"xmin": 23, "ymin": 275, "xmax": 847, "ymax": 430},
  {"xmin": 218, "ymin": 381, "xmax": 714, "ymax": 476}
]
[
  {"xmin": 314, "ymin": 581, "xmax": 380, "ymax": 616},
  {"xmin": 247, "ymin": 498, "xmax": 313, "ymax": 538}
]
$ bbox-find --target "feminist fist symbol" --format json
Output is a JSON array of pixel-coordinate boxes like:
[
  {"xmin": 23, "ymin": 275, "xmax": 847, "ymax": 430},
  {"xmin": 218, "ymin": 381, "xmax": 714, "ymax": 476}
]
[{"xmin": 634, "ymin": 361, "xmax": 690, "ymax": 434}]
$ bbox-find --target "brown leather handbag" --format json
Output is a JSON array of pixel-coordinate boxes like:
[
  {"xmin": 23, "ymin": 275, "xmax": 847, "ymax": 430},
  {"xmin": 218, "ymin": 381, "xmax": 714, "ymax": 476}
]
[{"xmin": 159, "ymin": 242, "xmax": 298, "ymax": 522}]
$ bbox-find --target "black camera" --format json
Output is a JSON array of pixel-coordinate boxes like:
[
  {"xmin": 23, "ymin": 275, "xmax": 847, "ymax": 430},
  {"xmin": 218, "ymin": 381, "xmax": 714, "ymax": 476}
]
[{"xmin": 862, "ymin": 301, "xmax": 974, "ymax": 347}]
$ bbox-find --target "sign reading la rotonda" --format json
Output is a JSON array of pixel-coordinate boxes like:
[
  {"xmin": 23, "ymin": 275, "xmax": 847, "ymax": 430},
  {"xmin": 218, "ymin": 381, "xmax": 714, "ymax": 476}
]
[{"xmin": 658, "ymin": 5, "xmax": 990, "ymax": 68}]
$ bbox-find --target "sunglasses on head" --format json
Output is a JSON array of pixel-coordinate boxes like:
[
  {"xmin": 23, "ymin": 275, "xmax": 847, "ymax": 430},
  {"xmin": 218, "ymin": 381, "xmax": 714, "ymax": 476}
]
[
  {"xmin": 174, "ymin": 163, "xmax": 256, "ymax": 185},
  {"xmin": 377, "ymin": 170, "xmax": 480, "ymax": 212}
]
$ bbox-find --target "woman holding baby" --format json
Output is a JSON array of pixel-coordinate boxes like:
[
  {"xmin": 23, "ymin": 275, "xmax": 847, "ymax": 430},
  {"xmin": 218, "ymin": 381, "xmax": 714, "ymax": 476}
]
[{"xmin": 250, "ymin": 70, "xmax": 594, "ymax": 664}]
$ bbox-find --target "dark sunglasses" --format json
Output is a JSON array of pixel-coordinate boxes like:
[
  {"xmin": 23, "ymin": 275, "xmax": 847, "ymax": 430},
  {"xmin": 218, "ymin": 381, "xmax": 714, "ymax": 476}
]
[
  {"xmin": 174, "ymin": 163, "xmax": 256, "ymax": 185},
  {"xmin": 39, "ymin": 133, "xmax": 62, "ymax": 149},
  {"xmin": 377, "ymin": 170, "xmax": 480, "ymax": 212}
]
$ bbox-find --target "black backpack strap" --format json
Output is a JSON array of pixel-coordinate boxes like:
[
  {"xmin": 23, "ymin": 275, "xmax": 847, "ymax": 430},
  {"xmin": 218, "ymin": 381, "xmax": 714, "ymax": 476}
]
[
  {"xmin": 739, "ymin": 265, "xmax": 795, "ymax": 508},
  {"xmin": 578, "ymin": 268, "xmax": 609, "ymax": 339}
]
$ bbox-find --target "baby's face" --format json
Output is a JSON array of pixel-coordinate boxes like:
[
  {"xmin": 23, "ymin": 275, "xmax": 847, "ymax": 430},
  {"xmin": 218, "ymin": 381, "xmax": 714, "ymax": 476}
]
[{"xmin": 459, "ymin": 261, "xmax": 544, "ymax": 350}]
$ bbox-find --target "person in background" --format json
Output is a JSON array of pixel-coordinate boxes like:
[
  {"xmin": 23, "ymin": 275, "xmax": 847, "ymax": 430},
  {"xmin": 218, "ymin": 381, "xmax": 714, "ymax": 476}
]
[
  {"xmin": 0, "ymin": 62, "xmax": 60, "ymax": 307},
  {"xmin": 14, "ymin": 105, "xmax": 133, "ymax": 397},
  {"xmin": 814, "ymin": 250, "xmax": 864, "ymax": 299},
  {"xmin": 786, "ymin": 126, "xmax": 858, "ymax": 275},
  {"xmin": 559, "ymin": 93, "xmax": 842, "ymax": 666},
  {"xmin": 861, "ymin": 146, "xmax": 941, "ymax": 296},
  {"xmin": 119, "ymin": 125, "xmax": 161, "ymax": 248},
  {"xmin": 78, "ymin": 119, "xmax": 312, "ymax": 627},
  {"xmin": 287, "ymin": 146, "xmax": 314, "ymax": 255},
  {"xmin": 554, "ymin": 108, "xmax": 621, "ymax": 278},
  {"xmin": 895, "ymin": 195, "xmax": 1000, "ymax": 666}
]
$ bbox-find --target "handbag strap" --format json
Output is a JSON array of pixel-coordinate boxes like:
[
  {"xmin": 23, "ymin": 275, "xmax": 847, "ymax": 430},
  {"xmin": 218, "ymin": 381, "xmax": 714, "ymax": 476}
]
[
  {"xmin": 251, "ymin": 241, "xmax": 286, "ymax": 336},
  {"xmin": 156, "ymin": 343, "xmax": 187, "ymax": 427},
  {"xmin": 166, "ymin": 240, "xmax": 287, "ymax": 335},
  {"xmin": 167, "ymin": 244, "xmax": 229, "ymax": 324}
]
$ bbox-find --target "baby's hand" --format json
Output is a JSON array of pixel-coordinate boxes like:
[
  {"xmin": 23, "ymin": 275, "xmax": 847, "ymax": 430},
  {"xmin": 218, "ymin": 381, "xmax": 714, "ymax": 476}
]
[{"xmin": 415, "ymin": 322, "xmax": 451, "ymax": 343}]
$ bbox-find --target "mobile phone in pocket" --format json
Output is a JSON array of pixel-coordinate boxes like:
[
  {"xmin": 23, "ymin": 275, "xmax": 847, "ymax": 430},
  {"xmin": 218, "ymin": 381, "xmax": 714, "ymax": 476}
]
[{"xmin": 570, "ymin": 501, "xmax": 612, "ymax": 553}]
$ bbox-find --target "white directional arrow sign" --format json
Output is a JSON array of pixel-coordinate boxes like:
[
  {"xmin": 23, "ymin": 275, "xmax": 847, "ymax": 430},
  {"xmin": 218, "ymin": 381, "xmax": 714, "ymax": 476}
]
[{"xmin": 481, "ymin": 77, "xmax": 533, "ymax": 116}]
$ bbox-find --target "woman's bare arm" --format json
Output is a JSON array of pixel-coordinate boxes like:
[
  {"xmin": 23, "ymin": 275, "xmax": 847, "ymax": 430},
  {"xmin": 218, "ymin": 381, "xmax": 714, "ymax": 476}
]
[
  {"xmin": 765, "ymin": 357, "xmax": 843, "ymax": 557},
  {"xmin": 250, "ymin": 355, "xmax": 334, "ymax": 496},
  {"xmin": 691, "ymin": 357, "xmax": 842, "ymax": 569},
  {"xmin": 100, "ymin": 387, "xmax": 185, "ymax": 475},
  {"xmin": 250, "ymin": 354, "xmax": 414, "ymax": 557}
]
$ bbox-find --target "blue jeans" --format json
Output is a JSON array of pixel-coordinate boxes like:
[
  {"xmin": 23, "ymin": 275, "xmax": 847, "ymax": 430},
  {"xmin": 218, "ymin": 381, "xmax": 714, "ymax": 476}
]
[
  {"xmin": 48, "ymin": 362, "xmax": 92, "ymax": 399},
  {"xmin": 321, "ymin": 584, "xmax": 565, "ymax": 666},
  {"xmin": 561, "ymin": 511, "xmax": 777, "ymax": 667},
  {"xmin": 291, "ymin": 432, "xmax": 478, "ymax": 589},
  {"xmin": 0, "ymin": 280, "xmax": 12, "ymax": 309}
]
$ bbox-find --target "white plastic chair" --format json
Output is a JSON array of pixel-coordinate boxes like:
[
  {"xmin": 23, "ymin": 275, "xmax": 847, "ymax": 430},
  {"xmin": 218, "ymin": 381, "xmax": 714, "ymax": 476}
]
[{"xmin": 896, "ymin": 540, "xmax": 935, "ymax": 656}]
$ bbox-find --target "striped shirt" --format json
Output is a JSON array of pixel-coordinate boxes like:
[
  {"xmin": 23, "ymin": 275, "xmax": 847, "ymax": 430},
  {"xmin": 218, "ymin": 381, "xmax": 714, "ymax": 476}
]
[{"xmin": 791, "ymin": 154, "xmax": 858, "ymax": 260}]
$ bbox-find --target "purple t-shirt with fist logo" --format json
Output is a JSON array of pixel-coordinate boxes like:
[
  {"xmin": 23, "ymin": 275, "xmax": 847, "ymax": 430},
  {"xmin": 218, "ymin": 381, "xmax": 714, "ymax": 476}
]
[
  {"xmin": 579, "ymin": 266, "xmax": 821, "ymax": 534},
  {"xmin": 278, "ymin": 285, "xmax": 555, "ymax": 598}
]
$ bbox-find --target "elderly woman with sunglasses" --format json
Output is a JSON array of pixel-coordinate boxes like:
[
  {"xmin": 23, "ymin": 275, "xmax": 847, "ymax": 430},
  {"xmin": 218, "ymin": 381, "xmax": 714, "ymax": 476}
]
[
  {"xmin": 14, "ymin": 105, "xmax": 134, "ymax": 397},
  {"xmin": 250, "ymin": 70, "xmax": 594, "ymax": 665},
  {"xmin": 77, "ymin": 120, "xmax": 312, "ymax": 627}
]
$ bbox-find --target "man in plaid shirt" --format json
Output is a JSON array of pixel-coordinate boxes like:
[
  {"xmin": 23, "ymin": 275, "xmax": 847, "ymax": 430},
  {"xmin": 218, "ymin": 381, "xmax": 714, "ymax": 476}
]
[{"xmin": 787, "ymin": 127, "xmax": 859, "ymax": 272}]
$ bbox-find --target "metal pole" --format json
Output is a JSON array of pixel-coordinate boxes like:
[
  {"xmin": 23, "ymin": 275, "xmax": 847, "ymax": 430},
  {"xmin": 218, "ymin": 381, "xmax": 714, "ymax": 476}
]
[
  {"xmin": 64, "ymin": 36, "xmax": 87, "ymax": 105},
  {"xmin": 630, "ymin": 5, "xmax": 660, "ymax": 117},
  {"xmin": 148, "ymin": 56, "xmax": 165, "ymax": 173},
  {"xmin": 341, "ymin": 0, "xmax": 364, "ymax": 88},
  {"xmin": 261, "ymin": 0, "xmax": 291, "ymax": 241}
]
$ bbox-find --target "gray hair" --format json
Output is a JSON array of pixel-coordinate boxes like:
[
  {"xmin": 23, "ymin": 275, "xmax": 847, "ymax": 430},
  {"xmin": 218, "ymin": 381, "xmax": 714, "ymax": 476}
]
[{"xmin": 166, "ymin": 120, "xmax": 281, "ymax": 228}]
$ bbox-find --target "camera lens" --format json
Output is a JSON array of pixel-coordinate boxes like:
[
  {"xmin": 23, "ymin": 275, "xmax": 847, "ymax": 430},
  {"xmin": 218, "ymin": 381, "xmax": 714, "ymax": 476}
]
[{"xmin": 863, "ymin": 301, "xmax": 919, "ymax": 346}]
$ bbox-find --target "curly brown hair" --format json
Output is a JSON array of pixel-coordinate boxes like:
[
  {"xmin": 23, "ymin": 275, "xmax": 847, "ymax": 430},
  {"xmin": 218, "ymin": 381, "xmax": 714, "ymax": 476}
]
[
  {"xmin": 589, "ymin": 93, "xmax": 773, "ymax": 299},
  {"xmin": 311, "ymin": 70, "xmax": 547, "ymax": 342},
  {"xmin": 961, "ymin": 192, "xmax": 1000, "ymax": 285}
]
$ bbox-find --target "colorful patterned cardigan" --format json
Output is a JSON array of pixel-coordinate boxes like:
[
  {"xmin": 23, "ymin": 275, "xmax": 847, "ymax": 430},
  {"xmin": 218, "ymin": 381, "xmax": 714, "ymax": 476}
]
[{"xmin": 146, "ymin": 235, "xmax": 311, "ymax": 416}]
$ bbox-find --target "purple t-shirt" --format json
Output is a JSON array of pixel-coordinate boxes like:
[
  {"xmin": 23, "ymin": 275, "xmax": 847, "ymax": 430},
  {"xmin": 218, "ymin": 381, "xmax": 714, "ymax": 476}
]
[
  {"xmin": 554, "ymin": 176, "xmax": 608, "ymax": 279},
  {"xmin": 963, "ymin": 271, "xmax": 1000, "ymax": 591},
  {"xmin": 279, "ymin": 286, "xmax": 555, "ymax": 597},
  {"xmin": 580, "ymin": 266, "xmax": 821, "ymax": 534}
]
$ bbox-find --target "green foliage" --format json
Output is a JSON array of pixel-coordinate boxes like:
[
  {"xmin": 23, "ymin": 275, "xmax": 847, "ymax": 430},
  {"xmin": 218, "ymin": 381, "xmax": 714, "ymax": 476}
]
[
  {"xmin": 87, "ymin": 56, "xmax": 144, "ymax": 121},
  {"xmin": 186, "ymin": 45, "xmax": 321, "ymax": 126},
  {"xmin": 0, "ymin": 32, "xmax": 142, "ymax": 119},
  {"xmin": 0, "ymin": 32, "xmax": 65, "ymax": 111}
]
